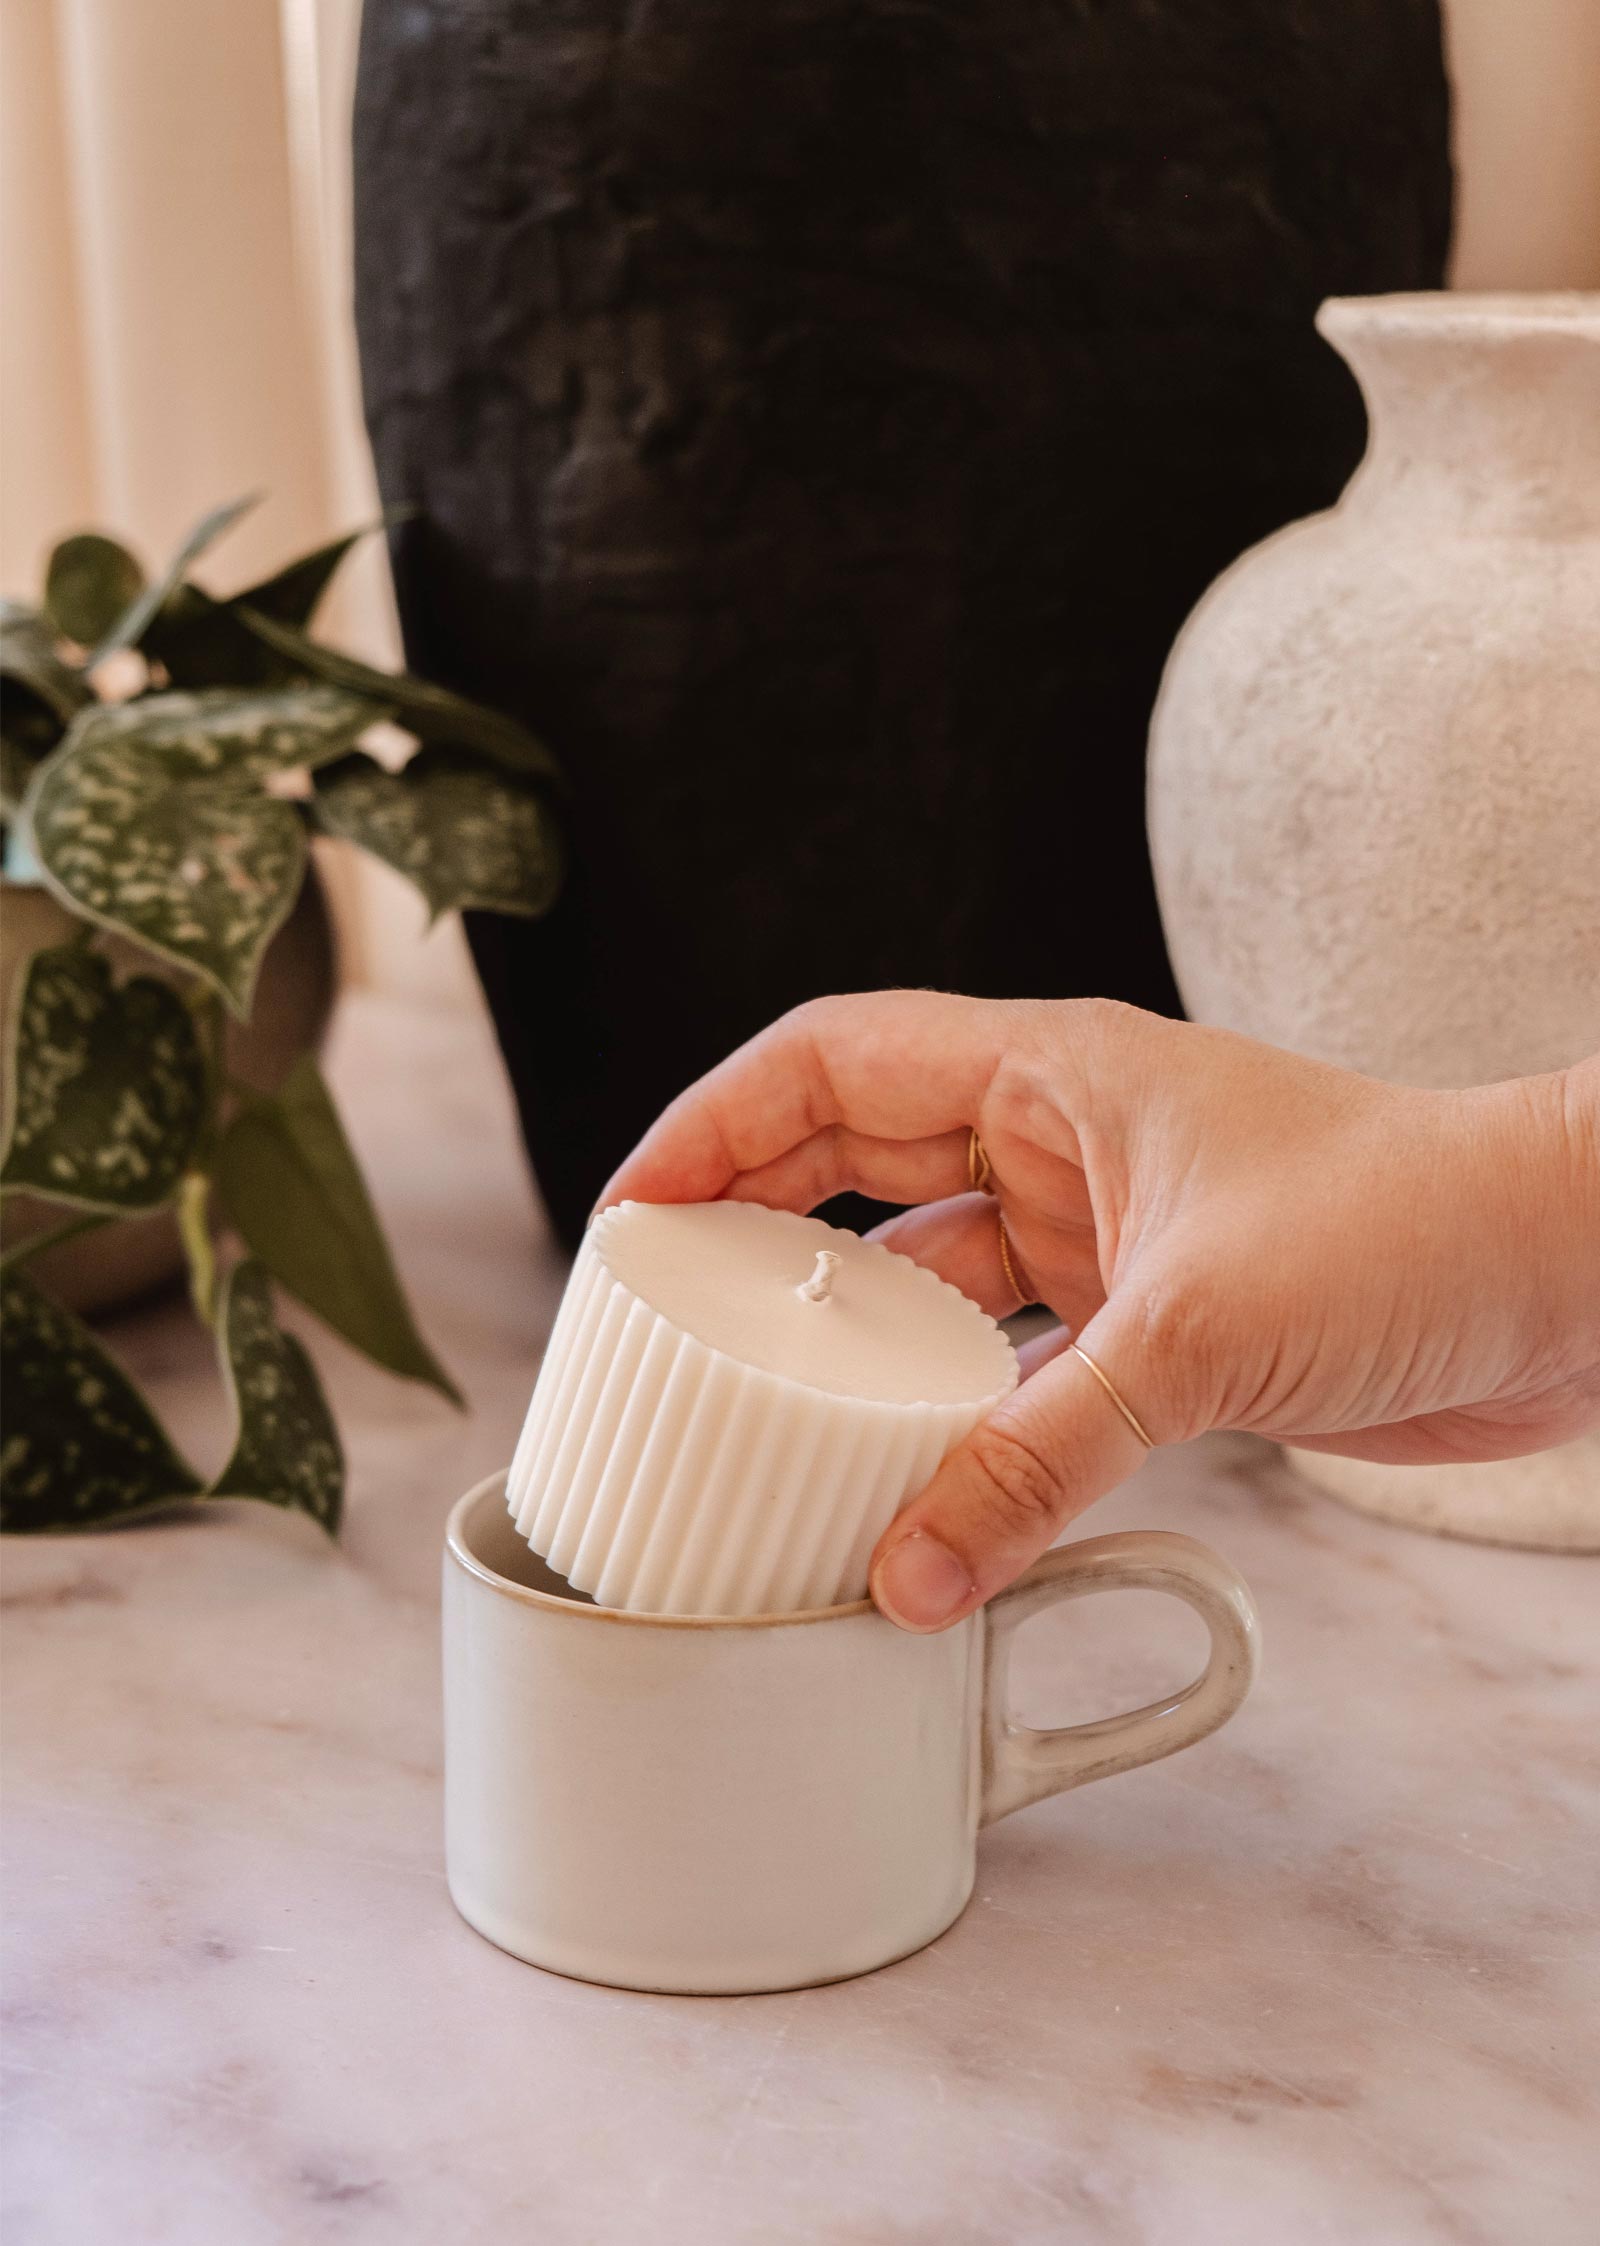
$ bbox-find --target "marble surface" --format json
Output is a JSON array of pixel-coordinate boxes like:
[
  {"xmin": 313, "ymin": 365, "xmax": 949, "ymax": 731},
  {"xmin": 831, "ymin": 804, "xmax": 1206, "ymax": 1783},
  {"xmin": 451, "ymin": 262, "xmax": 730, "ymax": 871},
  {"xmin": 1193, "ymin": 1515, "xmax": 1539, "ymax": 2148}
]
[{"xmin": 3, "ymin": 992, "xmax": 1597, "ymax": 2246}]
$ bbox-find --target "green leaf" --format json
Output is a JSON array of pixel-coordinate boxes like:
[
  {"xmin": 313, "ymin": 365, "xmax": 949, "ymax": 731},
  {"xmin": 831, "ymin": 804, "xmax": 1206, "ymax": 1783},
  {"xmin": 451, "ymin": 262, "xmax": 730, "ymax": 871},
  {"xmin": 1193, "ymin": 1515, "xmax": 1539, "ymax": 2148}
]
[
  {"xmin": 0, "ymin": 1265, "xmax": 203, "ymax": 1531},
  {"xmin": 1, "ymin": 603, "xmax": 93, "ymax": 810},
  {"xmin": 313, "ymin": 749, "xmax": 564, "ymax": 922},
  {"xmin": 216, "ymin": 1052, "xmax": 462, "ymax": 1405},
  {"xmin": 238, "ymin": 528, "xmax": 370, "ymax": 627},
  {"xmin": 211, "ymin": 1259, "xmax": 343, "ymax": 1536},
  {"xmin": 235, "ymin": 606, "xmax": 564, "ymax": 785},
  {"xmin": 25, "ymin": 684, "xmax": 384, "ymax": 1014},
  {"xmin": 140, "ymin": 584, "xmax": 291, "ymax": 690},
  {"xmin": 0, "ymin": 945, "xmax": 206, "ymax": 1212},
  {"xmin": 45, "ymin": 534, "xmax": 145, "ymax": 646},
  {"xmin": 144, "ymin": 527, "xmax": 378, "ymax": 689},
  {"xmin": 27, "ymin": 733, "xmax": 299, "ymax": 1019},
  {"xmin": 92, "ymin": 494, "xmax": 259, "ymax": 664},
  {"xmin": 42, "ymin": 681, "xmax": 384, "ymax": 783}
]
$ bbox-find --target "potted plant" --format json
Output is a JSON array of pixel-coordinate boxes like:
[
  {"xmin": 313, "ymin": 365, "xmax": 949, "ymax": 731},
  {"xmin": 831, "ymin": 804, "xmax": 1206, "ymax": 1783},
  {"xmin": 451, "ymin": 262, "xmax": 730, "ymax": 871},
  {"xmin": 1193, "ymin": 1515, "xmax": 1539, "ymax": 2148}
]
[{"xmin": 0, "ymin": 498, "xmax": 563, "ymax": 1539}]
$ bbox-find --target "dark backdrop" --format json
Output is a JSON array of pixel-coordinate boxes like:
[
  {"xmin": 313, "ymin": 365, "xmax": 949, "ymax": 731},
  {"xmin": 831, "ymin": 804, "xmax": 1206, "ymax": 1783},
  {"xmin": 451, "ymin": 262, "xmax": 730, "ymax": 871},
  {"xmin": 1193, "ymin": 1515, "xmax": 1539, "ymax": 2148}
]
[{"xmin": 354, "ymin": 0, "xmax": 1451, "ymax": 1245}]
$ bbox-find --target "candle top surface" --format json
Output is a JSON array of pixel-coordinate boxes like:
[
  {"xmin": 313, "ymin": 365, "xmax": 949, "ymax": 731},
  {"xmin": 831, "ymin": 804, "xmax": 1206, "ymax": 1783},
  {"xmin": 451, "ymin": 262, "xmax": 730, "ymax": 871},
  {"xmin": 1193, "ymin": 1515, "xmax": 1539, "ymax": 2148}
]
[{"xmin": 593, "ymin": 1201, "xmax": 1017, "ymax": 1408}]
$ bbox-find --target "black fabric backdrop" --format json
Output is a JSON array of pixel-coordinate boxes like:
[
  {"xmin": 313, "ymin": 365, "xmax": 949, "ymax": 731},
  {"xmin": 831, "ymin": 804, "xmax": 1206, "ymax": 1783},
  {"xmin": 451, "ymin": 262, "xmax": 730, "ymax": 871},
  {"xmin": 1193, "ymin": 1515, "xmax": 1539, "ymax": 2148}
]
[{"xmin": 353, "ymin": 0, "xmax": 1452, "ymax": 1245}]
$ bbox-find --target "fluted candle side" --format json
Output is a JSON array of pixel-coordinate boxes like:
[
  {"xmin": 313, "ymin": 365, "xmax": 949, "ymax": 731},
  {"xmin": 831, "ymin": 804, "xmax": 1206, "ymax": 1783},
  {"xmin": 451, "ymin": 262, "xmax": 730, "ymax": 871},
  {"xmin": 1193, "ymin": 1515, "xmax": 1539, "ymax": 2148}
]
[{"xmin": 507, "ymin": 1205, "xmax": 1016, "ymax": 1617}]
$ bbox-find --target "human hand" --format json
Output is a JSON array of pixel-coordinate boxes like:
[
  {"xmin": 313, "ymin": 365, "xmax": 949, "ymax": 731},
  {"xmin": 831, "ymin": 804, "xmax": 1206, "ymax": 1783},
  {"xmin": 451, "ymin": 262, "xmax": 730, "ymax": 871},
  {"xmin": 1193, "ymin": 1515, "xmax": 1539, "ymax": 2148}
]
[{"xmin": 602, "ymin": 995, "xmax": 1600, "ymax": 1629}]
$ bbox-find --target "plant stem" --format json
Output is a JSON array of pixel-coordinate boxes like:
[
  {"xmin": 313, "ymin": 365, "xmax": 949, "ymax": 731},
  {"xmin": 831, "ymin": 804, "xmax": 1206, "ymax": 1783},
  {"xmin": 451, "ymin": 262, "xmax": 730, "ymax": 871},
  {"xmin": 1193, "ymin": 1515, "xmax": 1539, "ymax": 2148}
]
[
  {"xmin": 177, "ymin": 1171, "xmax": 217, "ymax": 1325},
  {"xmin": 180, "ymin": 985, "xmax": 230, "ymax": 1166},
  {"xmin": 0, "ymin": 1209, "xmax": 113, "ymax": 1274}
]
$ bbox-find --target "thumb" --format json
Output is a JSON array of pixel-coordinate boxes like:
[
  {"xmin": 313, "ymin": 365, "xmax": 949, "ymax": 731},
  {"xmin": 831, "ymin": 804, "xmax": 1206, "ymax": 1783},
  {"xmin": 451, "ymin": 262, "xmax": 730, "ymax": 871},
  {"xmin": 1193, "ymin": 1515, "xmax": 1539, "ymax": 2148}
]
[{"xmin": 868, "ymin": 1297, "xmax": 1179, "ymax": 1632}]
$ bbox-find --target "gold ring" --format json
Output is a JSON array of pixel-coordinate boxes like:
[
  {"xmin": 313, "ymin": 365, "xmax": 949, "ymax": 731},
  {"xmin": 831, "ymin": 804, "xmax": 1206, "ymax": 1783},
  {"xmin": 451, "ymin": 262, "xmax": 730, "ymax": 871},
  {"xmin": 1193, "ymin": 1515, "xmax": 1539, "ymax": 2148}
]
[
  {"xmin": 997, "ymin": 1216, "xmax": 1033, "ymax": 1309},
  {"xmin": 968, "ymin": 1129, "xmax": 995, "ymax": 1196},
  {"xmin": 1068, "ymin": 1343, "xmax": 1154, "ymax": 1449}
]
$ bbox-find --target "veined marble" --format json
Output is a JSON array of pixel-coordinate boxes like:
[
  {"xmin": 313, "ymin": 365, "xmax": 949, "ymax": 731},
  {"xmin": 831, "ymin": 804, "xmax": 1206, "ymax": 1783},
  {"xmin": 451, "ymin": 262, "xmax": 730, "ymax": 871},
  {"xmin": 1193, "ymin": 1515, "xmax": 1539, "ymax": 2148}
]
[{"xmin": 3, "ymin": 993, "xmax": 1596, "ymax": 2245}]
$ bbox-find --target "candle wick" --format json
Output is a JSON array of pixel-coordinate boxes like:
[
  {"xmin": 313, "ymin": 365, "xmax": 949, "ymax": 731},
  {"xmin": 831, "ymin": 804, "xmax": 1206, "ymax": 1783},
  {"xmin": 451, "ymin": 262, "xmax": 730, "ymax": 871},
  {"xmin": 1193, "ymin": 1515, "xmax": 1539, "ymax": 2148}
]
[{"xmin": 797, "ymin": 1250, "xmax": 842, "ymax": 1304}]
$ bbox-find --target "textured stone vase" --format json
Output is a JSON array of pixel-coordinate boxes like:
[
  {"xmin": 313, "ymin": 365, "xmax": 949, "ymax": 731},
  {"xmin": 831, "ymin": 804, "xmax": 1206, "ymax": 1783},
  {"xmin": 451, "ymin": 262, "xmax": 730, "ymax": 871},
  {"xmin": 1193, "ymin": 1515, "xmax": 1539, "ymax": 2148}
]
[{"xmin": 1148, "ymin": 292, "xmax": 1600, "ymax": 1551}]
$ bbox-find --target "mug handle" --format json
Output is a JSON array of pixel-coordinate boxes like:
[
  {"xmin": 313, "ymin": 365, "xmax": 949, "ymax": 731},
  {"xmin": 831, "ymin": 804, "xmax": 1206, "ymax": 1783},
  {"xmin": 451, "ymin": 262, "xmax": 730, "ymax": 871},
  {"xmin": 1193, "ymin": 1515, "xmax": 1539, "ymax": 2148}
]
[{"xmin": 979, "ymin": 1531, "xmax": 1260, "ymax": 1826}]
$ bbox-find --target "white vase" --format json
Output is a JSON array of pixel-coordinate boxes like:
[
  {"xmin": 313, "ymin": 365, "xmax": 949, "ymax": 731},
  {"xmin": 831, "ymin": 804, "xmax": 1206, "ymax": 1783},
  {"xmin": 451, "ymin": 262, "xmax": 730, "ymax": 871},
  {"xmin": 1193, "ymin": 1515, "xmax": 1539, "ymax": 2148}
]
[{"xmin": 1148, "ymin": 292, "xmax": 1600, "ymax": 1552}]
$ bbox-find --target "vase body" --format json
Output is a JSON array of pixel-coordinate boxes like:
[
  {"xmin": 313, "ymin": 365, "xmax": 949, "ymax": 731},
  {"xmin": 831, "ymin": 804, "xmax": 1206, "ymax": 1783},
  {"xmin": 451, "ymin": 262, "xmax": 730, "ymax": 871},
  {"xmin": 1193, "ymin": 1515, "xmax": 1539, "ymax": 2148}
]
[
  {"xmin": 353, "ymin": 0, "xmax": 1451, "ymax": 1246},
  {"xmin": 1149, "ymin": 292, "xmax": 1600, "ymax": 1550}
]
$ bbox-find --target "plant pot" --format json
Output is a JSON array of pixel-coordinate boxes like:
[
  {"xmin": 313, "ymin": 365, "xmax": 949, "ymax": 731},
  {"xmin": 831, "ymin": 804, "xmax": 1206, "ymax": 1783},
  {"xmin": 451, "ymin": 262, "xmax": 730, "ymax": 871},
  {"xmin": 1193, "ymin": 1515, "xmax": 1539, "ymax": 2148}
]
[
  {"xmin": 352, "ymin": 0, "xmax": 1452, "ymax": 1247},
  {"xmin": 1148, "ymin": 291, "xmax": 1600, "ymax": 1550},
  {"xmin": 0, "ymin": 870, "xmax": 338, "ymax": 1315}
]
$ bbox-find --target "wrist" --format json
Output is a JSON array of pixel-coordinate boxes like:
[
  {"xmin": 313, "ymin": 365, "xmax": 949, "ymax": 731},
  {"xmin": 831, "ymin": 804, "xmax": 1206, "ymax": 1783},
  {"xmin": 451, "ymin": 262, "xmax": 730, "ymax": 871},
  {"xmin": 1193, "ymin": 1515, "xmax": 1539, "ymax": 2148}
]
[
  {"xmin": 1473, "ymin": 1055, "xmax": 1600, "ymax": 1336},
  {"xmin": 1555, "ymin": 1053, "xmax": 1600, "ymax": 1312}
]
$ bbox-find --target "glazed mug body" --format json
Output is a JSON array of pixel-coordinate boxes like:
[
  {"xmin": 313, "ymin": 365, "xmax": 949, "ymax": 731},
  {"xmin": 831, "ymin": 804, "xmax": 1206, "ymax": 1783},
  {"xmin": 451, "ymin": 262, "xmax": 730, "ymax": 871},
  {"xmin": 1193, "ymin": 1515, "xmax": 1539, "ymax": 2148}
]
[{"xmin": 443, "ymin": 1475, "xmax": 1258, "ymax": 1994}]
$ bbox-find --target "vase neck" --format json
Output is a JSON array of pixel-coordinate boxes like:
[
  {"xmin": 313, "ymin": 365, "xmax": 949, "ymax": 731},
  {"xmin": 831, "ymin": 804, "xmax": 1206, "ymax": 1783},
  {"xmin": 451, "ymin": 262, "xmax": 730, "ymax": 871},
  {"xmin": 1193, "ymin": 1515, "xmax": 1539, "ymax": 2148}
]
[{"xmin": 1319, "ymin": 294, "xmax": 1600, "ymax": 538}]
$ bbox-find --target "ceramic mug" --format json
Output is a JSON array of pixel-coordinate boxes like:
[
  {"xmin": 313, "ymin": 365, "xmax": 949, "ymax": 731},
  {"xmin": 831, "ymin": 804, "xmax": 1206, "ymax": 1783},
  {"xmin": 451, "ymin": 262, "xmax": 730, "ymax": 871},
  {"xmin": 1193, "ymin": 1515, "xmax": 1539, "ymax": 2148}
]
[{"xmin": 444, "ymin": 1473, "xmax": 1260, "ymax": 1994}]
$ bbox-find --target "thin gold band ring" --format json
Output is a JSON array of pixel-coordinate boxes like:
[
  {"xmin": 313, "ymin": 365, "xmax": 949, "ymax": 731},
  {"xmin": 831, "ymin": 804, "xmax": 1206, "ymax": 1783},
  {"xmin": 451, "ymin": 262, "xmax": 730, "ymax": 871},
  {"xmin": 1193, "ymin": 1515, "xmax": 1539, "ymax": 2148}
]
[
  {"xmin": 974, "ymin": 1132, "xmax": 1033, "ymax": 1308},
  {"xmin": 997, "ymin": 1217, "xmax": 1031, "ymax": 1310},
  {"xmin": 1069, "ymin": 1343, "xmax": 1155, "ymax": 1449},
  {"xmin": 975, "ymin": 1131, "xmax": 1151, "ymax": 1441}
]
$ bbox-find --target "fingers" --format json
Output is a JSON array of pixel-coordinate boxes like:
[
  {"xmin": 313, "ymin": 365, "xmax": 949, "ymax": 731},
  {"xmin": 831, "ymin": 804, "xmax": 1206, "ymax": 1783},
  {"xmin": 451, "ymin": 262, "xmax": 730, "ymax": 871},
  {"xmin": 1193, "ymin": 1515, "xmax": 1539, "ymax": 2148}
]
[
  {"xmin": 868, "ymin": 1296, "xmax": 1174, "ymax": 1632},
  {"xmin": 600, "ymin": 991, "xmax": 1011, "ymax": 1206},
  {"xmin": 870, "ymin": 1196, "xmax": 1110, "ymax": 1335},
  {"xmin": 866, "ymin": 1193, "xmax": 1022, "ymax": 1318},
  {"xmin": 721, "ymin": 1126, "xmax": 971, "ymax": 1217},
  {"xmin": 1015, "ymin": 1321, "xmax": 1077, "ymax": 1381}
]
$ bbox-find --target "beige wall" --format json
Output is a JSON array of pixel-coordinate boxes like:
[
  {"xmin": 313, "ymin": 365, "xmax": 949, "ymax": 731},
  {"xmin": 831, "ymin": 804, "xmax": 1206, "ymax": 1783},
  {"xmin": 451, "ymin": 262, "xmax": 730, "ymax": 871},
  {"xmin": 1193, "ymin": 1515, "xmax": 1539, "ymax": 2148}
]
[
  {"xmin": 0, "ymin": 0, "xmax": 471, "ymax": 1004},
  {"xmin": 1445, "ymin": 0, "xmax": 1600, "ymax": 289},
  {"xmin": 2, "ymin": 0, "xmax": 330, "ymax": 599},
  {"xmin": 3, "ymin": 0, "xmax": 1597, "ymax": 1010}
]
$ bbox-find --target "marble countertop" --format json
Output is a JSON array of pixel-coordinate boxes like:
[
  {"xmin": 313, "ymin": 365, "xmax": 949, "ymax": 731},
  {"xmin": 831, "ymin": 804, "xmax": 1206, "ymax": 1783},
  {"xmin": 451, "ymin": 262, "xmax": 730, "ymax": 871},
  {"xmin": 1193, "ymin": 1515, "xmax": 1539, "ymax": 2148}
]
[{"xmin": 4, "ymin": 992, "xmax": 1596, "ymax": 2246}]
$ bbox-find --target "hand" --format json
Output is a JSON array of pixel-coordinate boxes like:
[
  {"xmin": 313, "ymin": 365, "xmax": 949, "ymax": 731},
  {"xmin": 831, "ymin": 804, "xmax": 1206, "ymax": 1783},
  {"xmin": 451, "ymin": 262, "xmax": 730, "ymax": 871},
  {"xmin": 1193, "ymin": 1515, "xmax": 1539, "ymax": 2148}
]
[{"xmin": 602, "ymin": 994, "xmax": 1600, "ymax": 1629}]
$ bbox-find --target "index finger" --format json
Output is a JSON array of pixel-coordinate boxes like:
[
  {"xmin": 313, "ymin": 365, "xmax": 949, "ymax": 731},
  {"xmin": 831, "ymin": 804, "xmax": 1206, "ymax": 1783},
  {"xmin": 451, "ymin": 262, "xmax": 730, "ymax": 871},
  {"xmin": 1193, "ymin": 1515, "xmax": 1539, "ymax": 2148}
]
[{"xmin": 600, "ymin": 990, "xmax": 1012, "ymax": 1206}]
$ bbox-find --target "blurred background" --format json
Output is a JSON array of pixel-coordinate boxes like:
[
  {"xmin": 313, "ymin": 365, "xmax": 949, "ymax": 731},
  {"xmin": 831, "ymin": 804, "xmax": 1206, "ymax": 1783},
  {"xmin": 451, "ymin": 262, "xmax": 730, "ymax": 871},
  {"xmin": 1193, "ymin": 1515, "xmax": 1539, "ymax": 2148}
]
[{"xmin": 4, "ymin": 0, "xmax": 1598, "ymax": 1023}]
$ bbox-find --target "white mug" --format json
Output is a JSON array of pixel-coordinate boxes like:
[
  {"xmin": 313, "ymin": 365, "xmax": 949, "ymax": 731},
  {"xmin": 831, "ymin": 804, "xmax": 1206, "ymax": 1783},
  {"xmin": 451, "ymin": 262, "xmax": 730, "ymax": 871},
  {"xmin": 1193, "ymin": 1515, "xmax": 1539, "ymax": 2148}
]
[{"xmin": 444, "ymin": 1473, "xmax": 1260, "ymax": 1995}]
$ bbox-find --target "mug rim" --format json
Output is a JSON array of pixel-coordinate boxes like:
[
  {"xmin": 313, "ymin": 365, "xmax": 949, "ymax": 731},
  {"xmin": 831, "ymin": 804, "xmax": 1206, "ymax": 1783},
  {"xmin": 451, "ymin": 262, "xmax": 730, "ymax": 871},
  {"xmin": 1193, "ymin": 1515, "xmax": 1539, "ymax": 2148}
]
[{"xmin": 447, "ymin": 1474, "xmax": 878, "ymax": 1632}]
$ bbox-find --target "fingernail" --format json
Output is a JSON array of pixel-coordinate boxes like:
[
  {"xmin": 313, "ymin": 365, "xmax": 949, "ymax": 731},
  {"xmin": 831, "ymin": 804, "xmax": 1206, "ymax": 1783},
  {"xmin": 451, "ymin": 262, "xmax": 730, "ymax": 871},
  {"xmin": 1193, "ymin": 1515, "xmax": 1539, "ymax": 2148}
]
[{"xmin": 872, "ymin": 1532, "xmax": 974, "ymax": 1632}]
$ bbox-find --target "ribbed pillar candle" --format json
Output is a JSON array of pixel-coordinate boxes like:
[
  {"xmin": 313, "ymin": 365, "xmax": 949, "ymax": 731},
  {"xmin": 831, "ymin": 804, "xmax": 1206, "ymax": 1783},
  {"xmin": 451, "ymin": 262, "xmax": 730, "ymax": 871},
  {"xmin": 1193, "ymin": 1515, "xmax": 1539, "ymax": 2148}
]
[{"xmin": 507, "ymin": 1201, "xmax": 1017, "ymax": 1616}]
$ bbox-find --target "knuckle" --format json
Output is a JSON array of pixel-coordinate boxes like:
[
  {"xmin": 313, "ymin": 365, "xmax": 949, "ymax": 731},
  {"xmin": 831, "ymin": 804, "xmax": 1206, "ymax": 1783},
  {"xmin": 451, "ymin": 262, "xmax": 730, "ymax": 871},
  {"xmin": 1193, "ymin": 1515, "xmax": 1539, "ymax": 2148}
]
[
  {"xmin": 963, "ymin": 1417, "xmax": 1066, "ymax": 1542},
  {"xmin": 1061, "ymin": 994, "xmax": 1144, "ymax": 1042},
  {"xmin": 1135, "ymin": 1265, "xmax": 1212, "ymax": 1363},
  {"xmin": 1129, "ymin": 1265, "xmax": 1225, "ymax": 1434},
  {"xmin": 780, "ymin": 994, "xmax": 840, "ymax": 1038}
]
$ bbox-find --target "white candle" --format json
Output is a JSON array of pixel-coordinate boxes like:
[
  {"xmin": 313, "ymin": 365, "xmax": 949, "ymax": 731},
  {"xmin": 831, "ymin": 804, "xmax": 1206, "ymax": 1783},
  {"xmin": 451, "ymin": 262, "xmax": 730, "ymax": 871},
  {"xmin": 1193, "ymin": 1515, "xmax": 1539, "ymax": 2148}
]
[{"xmin": 507, "ymin": 1201, "xmax": 1017, "ymax": 1616}]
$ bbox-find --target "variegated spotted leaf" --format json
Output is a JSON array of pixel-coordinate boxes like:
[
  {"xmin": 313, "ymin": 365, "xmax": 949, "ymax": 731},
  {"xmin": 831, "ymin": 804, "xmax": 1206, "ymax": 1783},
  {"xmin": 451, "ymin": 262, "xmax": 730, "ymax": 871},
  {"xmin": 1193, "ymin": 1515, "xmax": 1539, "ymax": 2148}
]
[
  {"xmin": 25, "ymin": 686, "xmax": 385, "ymax": 1014},
  {"xmin": 0, "ymin": 1265, "xmax": 203, "ymax": 1532},
  {"xmin": 45, "ymin": 533, "xmax": 145, "ymax": 647},
  {"xmin": 313, "ymin": 748, "xmax": 564, "ymax": 923},
  {"xmin": 28, "ymin": 739, "xmax": 302, "ymax": 1017},
  {"xmin": 215, "ymin": 1052, "xmax": 462, "ymax": 1404},
  {"xmin": 211, "ymin": 1260, "xmax": 343, "ymax": 1536},
  {"xmin": 236, "ymin": 607, "xmax": 563, "ymax": 784},
  {"xmin": 39, "ymin": 682, "xmax": 385, "ymax": 784},
  {"xmin": 91, "ymin": 493, "xmax": 259, "ymax": 663},
  {"xmin": 0, "ymin": 945, "xmax": 206, "ymax": 1212}
]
